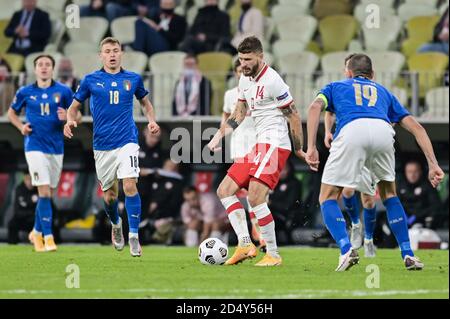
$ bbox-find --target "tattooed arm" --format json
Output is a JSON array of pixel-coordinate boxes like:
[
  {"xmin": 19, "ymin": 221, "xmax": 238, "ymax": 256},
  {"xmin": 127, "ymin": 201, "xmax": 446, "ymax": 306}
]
[
  {"xmin": 208, "ymin": 99, "xmax": 248, "ymax": 151},
  {"xmin": 280, "ymin": 102, "xmax": 306, "ymax": 160}
]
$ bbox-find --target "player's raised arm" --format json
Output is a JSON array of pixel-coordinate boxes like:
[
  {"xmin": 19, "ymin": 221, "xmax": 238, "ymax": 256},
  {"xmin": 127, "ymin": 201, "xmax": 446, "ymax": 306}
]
[
  {"xmin": 139, "ymin": 95, "xmax": 160, "ymax": 135},
  {"xmin": 399, "ymin": 115, "xmax": 445, "ymax": 188},
  {"xmin": 306, "ymin": 97, "xmax": 326, "ymax": 171},
  {"xmin": 64, "ymin": 99, "xmax": 82, "ymax": 139},
  {"xmin": 280, "ymin": 102, "xmax": 305, "ymax": 160},
  {"xmin": 324, "ymin": 111, "xmax": 335, "ymax": 149},
  {"xmin": 207, "ymin": 99, "xmax": 248, "ymax": 152}
]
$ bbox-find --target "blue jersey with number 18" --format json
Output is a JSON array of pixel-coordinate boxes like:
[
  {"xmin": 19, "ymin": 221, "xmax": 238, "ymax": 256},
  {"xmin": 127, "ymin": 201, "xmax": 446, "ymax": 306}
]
[
  {"xmin": 318, "ymin": 76, "xmax": 410, "ymax": 138},
  {"xmin": 74, "ymin": 68, "xmax": 149, "ymax": 151}
]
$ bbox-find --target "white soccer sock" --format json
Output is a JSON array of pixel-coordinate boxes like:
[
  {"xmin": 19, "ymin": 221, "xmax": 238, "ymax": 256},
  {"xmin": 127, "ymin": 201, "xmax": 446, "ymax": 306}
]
[
  {"xmin": 129, "ymin": 232, "xmax": 138, "ymax": 239},
  {"xmin": 220, "ymin": 196, "xmax": 251, "ymax": 246},
  {"xmin": 185, "ymin": 229, "xmax": 199, "ymax": 247},
  {"xmin": 253, "ymin": 202, "xmax": 279, "ymax": 258}
]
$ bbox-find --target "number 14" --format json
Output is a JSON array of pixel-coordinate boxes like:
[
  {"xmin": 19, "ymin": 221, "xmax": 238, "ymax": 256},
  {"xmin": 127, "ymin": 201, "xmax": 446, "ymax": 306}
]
[{"xmin": 353, "ymin": 83, "xmax": 378, "ymax": 107}]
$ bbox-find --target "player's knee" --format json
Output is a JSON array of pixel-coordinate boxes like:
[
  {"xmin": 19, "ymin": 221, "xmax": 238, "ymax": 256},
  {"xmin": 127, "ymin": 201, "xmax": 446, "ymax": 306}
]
[
  {"xmin": 122, "ymin": 180, "xmax": 137, "ymax": 196},
  {"xmin": 342, "ymin": 188, "xmax": 355, "ymax": 198},
  {"xmin": 247, "ymin": 193, "xmax": 264, "ymax": 208},
  {"xmin": 103, "ymin": 192, "xmax": 117, "ymax": 204},
  {"xmin": 37, "ymin": 186, "xmax": 51, "ymax": 198},
  {"xmin": 216, "ymin": 184, "xmax": 231, "ymax": 199},
  {"xmin": 362, "ymin": 194, "xmax": 375, "ymax": 209}
]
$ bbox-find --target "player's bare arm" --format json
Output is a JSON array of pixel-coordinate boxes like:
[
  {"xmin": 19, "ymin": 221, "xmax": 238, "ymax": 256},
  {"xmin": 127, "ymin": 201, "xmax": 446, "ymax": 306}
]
[
  {"xmin": 208, "ymin": 99, "xmax": 248, "ymax": 152},
  {"xmin": 7, "ymin": 108, "xmax": 32, "ymax": 136},
  {"xmin": 399, "ymin": 115, "xmax": 445, "ymax": 188},
  {"xmin": 139, "ymin": 95, "xmax": 160, "ymax": 135},
  {"xmin": 306, "ymin": 97, "xmax": 326, "ymax": 171},
  {"xmin": 64, "ymin": 99, "xmax": 83, "ymax": 139},
  {"xmin": 324, "ymin": 111, "xmax": 335, "ymax": 149},
  {"xmin": 280, "ymin": 102, "xmax": 306, "ymax": 160}
]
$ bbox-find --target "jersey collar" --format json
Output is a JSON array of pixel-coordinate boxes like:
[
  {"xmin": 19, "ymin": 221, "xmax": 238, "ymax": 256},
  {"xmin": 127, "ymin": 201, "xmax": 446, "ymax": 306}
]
[
  {"xmin": 33, "ymin": 79, "xmax": 55, "ymax": 89},
  {"xmin": 100, "ymin": 67, "xmax": 125, "ymax": 74},
  {"xmin": 251, "ymin": 63, "xmax": 268, "ymax": 82}
]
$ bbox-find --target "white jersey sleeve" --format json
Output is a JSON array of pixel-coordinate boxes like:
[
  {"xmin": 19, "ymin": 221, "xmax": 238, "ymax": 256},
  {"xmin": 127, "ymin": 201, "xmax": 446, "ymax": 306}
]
[
  {"xmin": 223, "ymin": 89, "xmax": 235, "ymax": 114},
  {"xmin": 267, "ymin": 72, "xmax": 294, "ymax": 109}
]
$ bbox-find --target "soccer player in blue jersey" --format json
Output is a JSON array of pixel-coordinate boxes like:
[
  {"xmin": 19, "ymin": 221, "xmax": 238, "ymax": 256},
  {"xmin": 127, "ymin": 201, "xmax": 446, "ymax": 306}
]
[
  {"xmin": 64, "ymin": 37, "xmax": 160, "ymax": 257},
  {"xmin": 7, "ymin": 54, "xmax": 81, "ymax": 252},
  {"xmin": 305, "ymin": 53, "xmax": 445, "ymax": 271}
]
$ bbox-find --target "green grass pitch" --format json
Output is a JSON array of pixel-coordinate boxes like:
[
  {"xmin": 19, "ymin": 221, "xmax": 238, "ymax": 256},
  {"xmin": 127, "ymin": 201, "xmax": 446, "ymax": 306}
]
[{"xmin": 0, "ymin": 245, "xmax": 447, "ymax": 299}]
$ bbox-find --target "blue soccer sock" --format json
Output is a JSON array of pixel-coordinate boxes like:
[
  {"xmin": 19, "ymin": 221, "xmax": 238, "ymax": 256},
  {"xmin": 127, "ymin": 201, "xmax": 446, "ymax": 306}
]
[
  {"xmin": 37, "ymin": 197, "xmax": 52, "ymax": 236},
  {"xmin": 343, "ymin": 193, "xmax": 360, "ymax": 225},
  {"xmin": 34, "ymin": 206, "xmax": 42, "ymax": 234},
  {"xmin": 363, "ymin": 206, "xmax": 377, "ymax": 240},
  {"xmin": 384, "ymin": 196, "xmax": 414, "ymax": 259},
  {"xmin": 125, "ymin": 193, "xmax": 141, "ymax": 235},
  {"xmin": 104, "ymin": 199, "xmax": 119, "ymax": 225},
  {"xmin": 321, "ymin": 199, "xmax": 352, "ymax": 255}
]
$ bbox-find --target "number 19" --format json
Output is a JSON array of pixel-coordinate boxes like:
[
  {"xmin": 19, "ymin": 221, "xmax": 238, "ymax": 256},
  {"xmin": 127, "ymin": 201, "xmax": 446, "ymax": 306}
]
[{"xmin": 353, "ymin": 84, "xmax": 378, "ymax": 107}]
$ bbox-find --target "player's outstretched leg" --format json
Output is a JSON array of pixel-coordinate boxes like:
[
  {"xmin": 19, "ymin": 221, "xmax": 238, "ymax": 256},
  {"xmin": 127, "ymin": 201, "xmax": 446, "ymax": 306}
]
[
  {"xmin": 379, "ymin": 181, "xmax": 423, "ymax": 270},
  {"xmin": 123, "ymin": 178, "xmax": 142, "ymax": 257},
  {"xmin": 103, "ymin": 184, "xmax": 124, "ymax": 251},
  {"xmin": 247, "ymin": 200, "xmax": 266, "ymax": 252},
  {"xmin": 217, "ymin": 176, "xmax": 256, "ymax": 265},
  {"xmin": 342, "ymin": 188, "xmax": 362, "ymax": 250},
  {"xmin": 361, "ymin": 193, "xmax": 377, "ymax": 258},
  {"xmin": 248, "ymin": 181, "xmax": 282, "ymax": 267},
  {"xmin": 320, "ymin": 185, "xmax": 359, "ymax": 271}
]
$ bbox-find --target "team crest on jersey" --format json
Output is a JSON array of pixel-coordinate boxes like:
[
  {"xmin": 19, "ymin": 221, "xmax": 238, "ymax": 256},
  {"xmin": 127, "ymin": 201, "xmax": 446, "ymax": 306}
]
[
  {"xmin": 111, "ymin": 81, "xmax": 117, "ymax": 87},
  {"xmin": 42, "ymin": 93, "xmax": 48, "ymax": 99},
  {"xmin": 123, "ymin": 80, "xmax": 131, "ymax": 91},
  {"xmin": 53, "ymin": 93, "xmax": 61, "ymax": 103}
]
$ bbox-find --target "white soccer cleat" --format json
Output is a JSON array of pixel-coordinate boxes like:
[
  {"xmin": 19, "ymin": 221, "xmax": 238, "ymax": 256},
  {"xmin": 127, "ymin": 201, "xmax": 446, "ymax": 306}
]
[
  {"xmin": 350, "ymin": 223, "xmax": 363, "ymax": 250},
  {"xmin": 335, "ymin": 248, "xmax": 360, "ymax": 272},
  {"xmin": 111, "ymin": 217, "xmax": 125, "ymax": 251},
  {"xmin": 129, "ymin": 236, "xmax": 142, "ymax": 257},
  {"xmin": 404, "ymin": 255, "xmax": 424, "ymax": 270},
  {"xmin": 364, "ymin": 239, "xmax": 376, "ymax": 258}
]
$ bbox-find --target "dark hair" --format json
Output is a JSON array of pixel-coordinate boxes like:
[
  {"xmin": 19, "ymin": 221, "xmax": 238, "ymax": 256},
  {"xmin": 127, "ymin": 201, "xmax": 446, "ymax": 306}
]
[
  {"xmin": 345, "ymin": 53, "xmax": 373, "ymax": 78},
  {"xmin": 100, "ymin": 37, "xmax": 122, "ymax": 50},
  {"xmin": 237, "ymin": 36, "xmax": 263, "ymax": 54},
  {"xmin": 33, "ymin": 54, "xmax": 55, "ymax": 68},
  {"xmin": 233, "ymin": 58, "xmax": 241, "ymax": 71},
  {"xmin": 183, "ymin": 185, "xmax": 198, "ymax": 194}
]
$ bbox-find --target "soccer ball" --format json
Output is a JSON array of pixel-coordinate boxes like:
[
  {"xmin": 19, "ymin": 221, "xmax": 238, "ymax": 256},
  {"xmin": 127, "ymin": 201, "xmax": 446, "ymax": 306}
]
[{"xmin": 198, "ymin": 238, "xmax": 228, "ymax": 265}]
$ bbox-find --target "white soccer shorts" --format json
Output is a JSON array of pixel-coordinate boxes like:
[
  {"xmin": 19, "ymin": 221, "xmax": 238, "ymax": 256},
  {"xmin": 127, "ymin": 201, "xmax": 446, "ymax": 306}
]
[
  {"xmin": 356, "ymin": 166, "xmax": 378, "ymax": 197},
  {"xmin": 322, "ymin": 118, "xmax": 396, "ymax": 190},
  {"xmin": 25, "ymin": 151, "xmax": 63, "ymax": 189},
  {"xmin": 94, "ymin": 143, "xmax": 140, "ymax": 191}
]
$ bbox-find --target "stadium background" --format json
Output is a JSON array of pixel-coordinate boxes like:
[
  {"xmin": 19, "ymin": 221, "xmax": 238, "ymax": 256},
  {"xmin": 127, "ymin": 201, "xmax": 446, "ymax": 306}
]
[{"xmin": 0, "ymin": 0, "xmax": 448, "ymax": 247}]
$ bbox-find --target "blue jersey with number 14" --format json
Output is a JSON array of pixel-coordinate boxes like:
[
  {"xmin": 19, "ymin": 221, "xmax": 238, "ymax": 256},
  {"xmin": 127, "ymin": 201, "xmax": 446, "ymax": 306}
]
[
  {"xmin": 74, "ymin": 68, "xmax": 149, "ymax": 151},
  {"xmin": 319, "ymin": 76, "xmax": 410, "ymax": 138}
]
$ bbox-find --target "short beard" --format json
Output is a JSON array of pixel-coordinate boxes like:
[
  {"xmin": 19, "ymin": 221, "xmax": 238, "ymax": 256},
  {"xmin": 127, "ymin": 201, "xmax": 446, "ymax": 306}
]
[{"xmin": 246, "ymin": 61, "xmax": 260, "ymax": 78}]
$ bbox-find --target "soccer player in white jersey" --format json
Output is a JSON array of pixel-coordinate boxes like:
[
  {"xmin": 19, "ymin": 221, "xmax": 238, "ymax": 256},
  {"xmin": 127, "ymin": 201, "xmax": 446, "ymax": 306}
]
[
  {"xmin": 209, "ymin": 36, "xmax": 306, "ymax": 266},
  {"xmin": 8, "ymin": 54, "xmax": 81, "ymax": 252},
  {"xmin": 306, "ymin": 53, "xmax": 444, "ymax": 271},
  {"xmin": 64, "ymin": 37, "xmax": 160, "ymax": 257},
  {"xmin": 221, "ymin": 58, "xmax": 265, "ymax": 250}
]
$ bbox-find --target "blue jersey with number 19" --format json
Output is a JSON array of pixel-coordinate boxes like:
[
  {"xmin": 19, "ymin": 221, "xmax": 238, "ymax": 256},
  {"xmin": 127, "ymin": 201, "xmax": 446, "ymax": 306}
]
[
  {"xmin": 318, "ymin": 76, "xmax": 410, "ymax": 138},
  {"xmin": 10, "ymin": 81, "xmax": 73, "ymax": 154},
  {"xmin": 74, "ymin": 68, "xmax": 149, "ymax": 151}
]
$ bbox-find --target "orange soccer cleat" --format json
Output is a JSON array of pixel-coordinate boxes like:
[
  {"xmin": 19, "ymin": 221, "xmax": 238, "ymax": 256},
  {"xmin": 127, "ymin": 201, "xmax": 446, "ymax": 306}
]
[{"xmin": 225, "ymin": 243, "xmax": 258, "ymax": 265}]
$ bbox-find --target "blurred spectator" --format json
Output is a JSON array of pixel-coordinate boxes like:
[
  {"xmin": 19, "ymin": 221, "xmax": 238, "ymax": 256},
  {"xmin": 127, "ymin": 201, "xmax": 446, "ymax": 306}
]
[
  {"xmin": 231, "ymin": 0, "xmax": 265, "ymax": 50},
  {"xmin": 133, "ymin": 0, "xmax": 187, "ymax": 56},
  {"xmin": 179, "ymin": 0, "xmax": 231, "ymax": 54},
  {"xmin": 138, "ymin": 125, "xmax": 167, "ymax": 171},
  {"xmin": 181, "ymin": 186, "xmax": 229, "ymax": 247},
  {"xmin": 4, "ymin": 0, "xmax": 51, "ymax": 57},
  {"xmin": 140, "ymin": 159, "xmax": 184, "ymax": 244},
  {"xmin": 57, "ymin": 58, "xmax": 79, "ymax": 93},
  {"xmin": 268, "ymin": 161, "xmax": 302, "ymax": 243},
  {"xmin": 172, "ymin": 54, "xmax": 212, "ymax": 116},
  {"xmin": 79, "ymin": 0, "xmax": 107, "ymax": 18},
  {"xmin": 136, "ymin": 0, "xmax": 161, "ymax": 20},
  {"xmin": 397, "ymin": 160, "xmax": 442, "ymax": 229},
  {"xmin": 105, "ymin": 0, "xmax": 136, "ymax": 22},
  {"xmin": 0, "ymin": 59, "xmax": 15, "ymax": 116},
  {"xmin": 418, "ymin": 7, "xmax": 449, "ymax": 55},
  {"xmin": 8, "ymin": 173, "xmax": 37, "ymax": 244}
]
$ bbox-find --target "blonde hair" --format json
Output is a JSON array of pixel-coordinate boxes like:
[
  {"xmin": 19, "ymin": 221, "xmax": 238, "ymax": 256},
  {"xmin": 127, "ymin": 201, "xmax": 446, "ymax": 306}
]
[{"xmin": 99, "ymin": 37, "xmax": 122, "ymax": 51}]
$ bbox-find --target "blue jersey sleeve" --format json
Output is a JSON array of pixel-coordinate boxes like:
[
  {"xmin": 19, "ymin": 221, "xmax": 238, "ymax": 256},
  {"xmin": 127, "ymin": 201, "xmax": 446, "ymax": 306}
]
[
  {"xmin": 318, "ymin": 83, "xmax": 334, "ymax": 113},
  {"xmin": 10, "ymin": 87, "xmax": 27, "ymax": 113},
  {"xmin": 134, "ymin": 75, "xmax": 149, "ymax": 100},
  {"xmin": 74, "ymin": 77, "xmax": 91, "ymax": 103},
  {"xmin": 388, "ymin": 93, "xmax": 410, "ymax": 123},
  {"xmin": 62, "ymin": 87, "xmax": 73, "ymax": 109}
]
